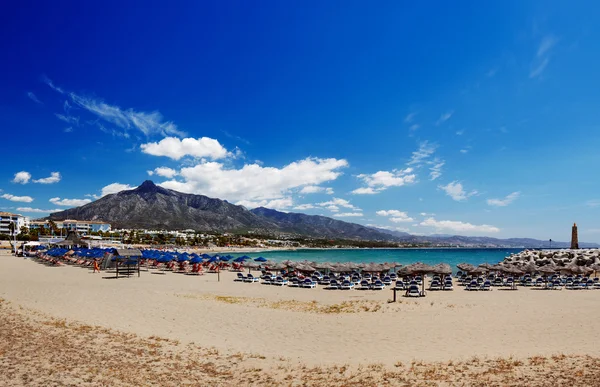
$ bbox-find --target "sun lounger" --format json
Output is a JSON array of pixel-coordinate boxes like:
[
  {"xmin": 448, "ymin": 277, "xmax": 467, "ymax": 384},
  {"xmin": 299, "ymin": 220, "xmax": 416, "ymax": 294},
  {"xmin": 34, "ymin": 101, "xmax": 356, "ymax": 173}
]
[
  {"xmin": 234, "ymin": 273, "xmax": 246, "ymax": 282},
  {"xmin": 382, "ymin": 276, "xmax": 392, "ymax": 286},
  {"xmin": 244, "ymin": 273, "xmax": 260, "ymax": 283},
  {"xmin": 429, "ymin": 280, "xmax": 441, "ymax": 291},
  {"xmin": 372, "ymin": 280, "xmax": 385, "ymax": 290},
  {"xmin": 394, "ymin": 280, "xmax": 405, "ymax": 290},
  {"xmin": 405, "ymin": 284, "xmax": 421, "ymax": 297},
  {"xmin": 274, "ymin": 276, "xmax": 288, "ymax": 286},
  {"xmin": 288, "ymin": 278, "xmax": 300, "ymax": 287},
  {"xmin": 302, "ymin": 278, "xmax": 317, "ymax": 288},
  {"xmin": 443, "ymin": 280, "xmax": 453, "ymax": 291},
  {"xmin": 481, "ymin": 281, "xmax": 491, "ymax": 291},
  {"xmin": 340, "ymin": 280, "xmax": 354, "ymax": 290},
  {"xmin": 466, "ymin": 280, "xmax": 479, "ymax": 291},
  {"xmin": 359, "ymin": 280, "xmax": 371, "ymax": 290}
]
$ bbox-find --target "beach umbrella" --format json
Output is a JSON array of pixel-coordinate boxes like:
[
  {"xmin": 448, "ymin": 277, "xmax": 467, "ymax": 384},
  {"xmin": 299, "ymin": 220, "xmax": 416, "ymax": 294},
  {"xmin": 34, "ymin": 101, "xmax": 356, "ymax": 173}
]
[
  {"xmin": 431, "ymin": 263, "xmax": 452, "ymax": 276},
  {"xmin": 405, "ymin": 262, "xmax": 435, "ymax": 296},
  {"xmin": 521, "ymin": 262, "xmax": 539, "ymax": 275},
  {"xmin": 457, "ymin": 263, "xmax": 476, "ymax": 273},
  {"xmin": 478, "ymin": 263, "xmax": 494, "ymax": 271},
  {"xmin": 254, "ymin": 257, "xmax": 267, "ymax": 262},
  {"xmin": 295, "ymin": 263, "xmax": 315, "ymax": 272},
  {"xmin": 244, "ymin": 261, "xmax": 260, "ymax": 273},
  {"xmin": 233, "ymin": 257, "xmax": 248, "ymax": 263},
  {"xmin": 314, "ymin": 262, "xmax": 335, "ymax": 273},
  {"xmin": 189, "ymin": 257, "xmax": 202, "ymax": 264},
  {"xmin": 501, "ymin": 265, "xmax": 523, "ymax": 290},
  {"xmin": 266, "ymin": 262, "xmax": 285, "ymax": 271}
]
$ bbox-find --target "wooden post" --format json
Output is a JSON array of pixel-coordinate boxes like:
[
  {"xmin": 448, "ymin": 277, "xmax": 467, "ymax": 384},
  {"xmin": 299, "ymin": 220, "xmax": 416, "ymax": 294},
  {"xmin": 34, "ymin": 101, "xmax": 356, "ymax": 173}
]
[{"xmin": 392, "ymin": 288, "xmax": 397, "ymax": 302}]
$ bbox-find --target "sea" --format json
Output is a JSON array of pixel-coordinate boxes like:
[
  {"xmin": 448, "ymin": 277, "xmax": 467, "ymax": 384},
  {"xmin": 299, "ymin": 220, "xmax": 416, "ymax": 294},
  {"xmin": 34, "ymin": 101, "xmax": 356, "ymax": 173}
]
[{"xmin": 227, "ymin": 248, "xmax": 523, "ymax": 273}]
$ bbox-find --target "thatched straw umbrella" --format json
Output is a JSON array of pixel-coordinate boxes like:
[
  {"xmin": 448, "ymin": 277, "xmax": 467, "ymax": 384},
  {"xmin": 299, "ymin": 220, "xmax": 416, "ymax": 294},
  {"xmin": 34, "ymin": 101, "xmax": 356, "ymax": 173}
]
[
  {"xmin": 405, "ymin": 262, "xmax": 435, "ymax": 296},
  {"xmin": 590, "ymin": 263, "xmax": 600, "ymax": 277},
  {"xmin": 537, "ymin": 263, "xmax": 557, "ymax": 288},
  {"xmin": 431, "ymin": 263, "xmax": 452, "ymax": 276},
  {"xmin": 244, "ymin": 261, "xmax": 260, "ymax": 273},
  {"xmin": 457, "ymin": 263, "xmax": 476, "ymax": 273},
  {"xmin": 295, "ymin": 263, "xmax": 315, "ymax": 273},
  {"xmin": 478, "ymin": 263, "xmax": 494, "ymax": 272},
  {"xmin": 501, "ymin": 265, "xmax": 523, "ymax": 290},
  {"xmin": 521, "ymin": 262, "xmax": 539, "ymax": 275},
  {"xmin": 266, "ymin": 262, "xmax": 286, "ymax": 272}
]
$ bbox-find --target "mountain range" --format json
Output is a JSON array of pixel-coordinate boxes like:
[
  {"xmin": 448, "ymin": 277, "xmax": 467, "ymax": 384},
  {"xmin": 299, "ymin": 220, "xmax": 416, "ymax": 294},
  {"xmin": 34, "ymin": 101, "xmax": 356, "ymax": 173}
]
[{"xmin": 47, "ymin": 181, "xmax": 599, "ymax": 248}]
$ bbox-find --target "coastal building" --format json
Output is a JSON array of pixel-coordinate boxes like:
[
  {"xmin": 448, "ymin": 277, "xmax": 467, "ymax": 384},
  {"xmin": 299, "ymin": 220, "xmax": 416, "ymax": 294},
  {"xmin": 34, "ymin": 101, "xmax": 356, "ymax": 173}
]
[
  {"xmin": 571, "ymin": 223, "xmax": 579, "ymax": 249},
  {"xmin": 0, "ymin": 212, "xmax": 30, "ymax": 235},
  {"xmin": 29, "ymin": 219, "xmax": 111, "ymax": 235}
]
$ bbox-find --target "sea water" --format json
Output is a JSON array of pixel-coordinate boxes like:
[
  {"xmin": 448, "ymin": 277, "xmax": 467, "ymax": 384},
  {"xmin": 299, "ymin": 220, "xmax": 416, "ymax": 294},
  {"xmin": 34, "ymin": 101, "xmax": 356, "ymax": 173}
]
[{"xmin": 229, "ymin": 248, "xmax": 521, "ymax": 272}]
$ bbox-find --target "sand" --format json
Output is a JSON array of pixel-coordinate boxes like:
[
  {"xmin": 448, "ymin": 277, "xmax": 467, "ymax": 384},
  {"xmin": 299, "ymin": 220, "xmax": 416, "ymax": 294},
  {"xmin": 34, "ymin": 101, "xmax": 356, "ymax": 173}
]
[{"xmin": 2, "ymin": 251, "xmax": 600, "ymax": 385}]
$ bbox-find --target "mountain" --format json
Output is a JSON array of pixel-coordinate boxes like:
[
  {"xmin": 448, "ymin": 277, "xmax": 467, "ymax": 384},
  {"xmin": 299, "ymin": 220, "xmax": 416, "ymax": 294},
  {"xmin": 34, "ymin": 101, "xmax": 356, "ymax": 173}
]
[
  {"xmin": 250, "ymin": 207, "xmax": 395, "ymax": 241},
  {"xmin": 47, "ymin": 181, "xmax": 396, "ymax": 240},
  {"xmin": 48, "ymin": 181, "xmax": 276, "ymax": 231}
]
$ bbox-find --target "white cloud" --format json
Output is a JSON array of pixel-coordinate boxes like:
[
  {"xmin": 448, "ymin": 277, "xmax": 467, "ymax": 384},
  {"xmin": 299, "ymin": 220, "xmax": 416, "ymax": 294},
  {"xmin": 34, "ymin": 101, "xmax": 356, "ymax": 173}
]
[
  {"xmin": 355, "ymin": 168, "xmax": 416, "ymax": 194},
  {"xmin": 586, "ymin": 200, "xmax": 600, "ymax": 208},
  {"xmin": 429, "ymin": 159, "xmax": 444, "ymax": 181},
  {"xmin": 12, "ymin": 171, "xmax": 31, "ymax": 184},
  {"xmin": 294, "ymin": 203, "xmax": 316, "ymax": 210},
  {"xmin": 101, "ymin": 183, "xmax": 135, "ymax": 197},
  {"xmin": 1, "ymin": 194, "xmax": 34, "ymax": 203},
  {"xmin": 486, "ymin": 191, "xmax": 520, "ymax": 207},
  {"xmin": 300, "ymin": 185, "xmax": 333, "ymax": 194},
  {"xmin": 159, "ymin": 157, "xmax": 348, "ymax": 202},
  {"xmin": 456, "ymin": 130, "xmax": 465, "ymax": 136},
  {"xmin": 49, "ymin": 197, "xmax": 92, "ymax": 207},
  {"xmin": 420, "ymin": 217, "xmax": 500, "ymax": 234},
  {"xmin": 16, "ymin": 207, "xmax": 63, "ymax": 214},
  {"xmin": 333, "ymin": 212, "xmax": 363, "ymax": 218},
  {"xmin": 140, "ymin": 137, "xmax": 229, "ymax": 160},
  {"xmin": 439, "ymin": 181, "xmax": 478, "ymax": 201},
  {"xmin": 64, "ymin": 127, "xmax": 73, "ymax": 133},
  {"xmin": 319, "ymin": 198, "xmax": 359, "ymax": 210},
  {"xmin": 324, "ymin": 205, "xmax": 339, "ymax": 212},
  {"xmin": 376, "ymin": 210, "xmax": 413, "ymax": 223},
  {"xmin": 409, "ymin": 124, "xmax": 420, "ymax": 132},
  {"xmin": 435, "ymin": 110, "xmax": 453, "ymax": 125},
  {"xmin": 147, "ymin": 167, "xmax": 178, "ymax": 178},
  {"xmin": 33, "ymin": 172, "xmax": 61, "ymax": 184},
  {"xmin": 530, "ymin": 35, "xmax": 556, "ymax": 79},
  {"xmin": 460, "ymin": 149, "xmax": 468, "ymax": 154},
  {"xmin": 351, "ymin": 187, "xmax": 379, "ymax": 195},
  {"xmin": 367, "ymin": 224, "xmax": 410, "ymax": 233},
  {"xmin": 408, "ymin": 141, "xmax": 437, "ymax": 166},
  {"xmin": 420, "ymin": 212, "xmax": 435, "ymax": 216},
  {"xmin": 27, "ymin": 92, "xmax": 42, "ymax": 104},
  {"xmin": 236, "ymin": 197, "xmax": 293, "ymax": 210}
]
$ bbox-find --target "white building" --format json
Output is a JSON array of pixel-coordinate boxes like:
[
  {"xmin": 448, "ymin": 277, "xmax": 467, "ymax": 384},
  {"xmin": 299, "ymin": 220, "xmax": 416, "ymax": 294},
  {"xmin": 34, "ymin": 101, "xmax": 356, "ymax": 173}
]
[
  {"xmin": 0, "ymin": 212, "xmax": 30, "ymax": 235},
  {"xmin": 29, "ymin": 219, "xmax": 111, "ymax": 235}
]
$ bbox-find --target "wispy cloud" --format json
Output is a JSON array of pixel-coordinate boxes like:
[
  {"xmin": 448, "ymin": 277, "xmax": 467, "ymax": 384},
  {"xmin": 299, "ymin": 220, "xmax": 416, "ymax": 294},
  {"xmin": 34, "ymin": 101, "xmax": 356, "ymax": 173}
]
[
  {"xmin": 332, "ymin": 212, "xmax": 363, "ymax": 218},
  {"xmin": 33, "ymin": 172, "xmax": 61, "ymax": 184},
  {"xmin": 420, "ymin": 217, "xmax": 499, "ymax": 234},
  {"xmin": 429, "ymin": 159, "xmax": 444, "ymax": 181},
  {"xmin": 530, "ymin": 35, "xmax": 557, "ymax": 79},
  {"xmin": 27, "ymin": 92, "xmax": 42, "ymax": 104},
  {"xmin": 353, "ymin": 168, "xmax": 416, "ymax": 194},
  {"xmin": 16, "ymin": 207, "xmax": 62, "ymax": 214},
  {"xmin": 487, "ymin": 191, "xmax": 520, "ymax": 207},
  {"xmin": 1, "ymin": 194, "xmax": 34, "ymax": 203},
  {"xmin": 55, "ymin": 113, "xmax": 80, "ymax": 126},
  {"xmin": 439, "ymin": 181, "xmax": 478, "ymax": 202},
  {"xmin": 435, "ymin": 110, "xmax": 453, "ymax": 125},
  {"xmin": 455, "ymin": 129, "xmax": 465, "ymax": 136},
  {"xmin": 404, "ymin": 112, "xmax": 417, "ymax": 123},
  {"xmin": 49, "ymin": 197, "xmax": 92, "ymax": 207},
  {"xmin": 45, "ymin": 78, "xmax": 186, "ymax": 138},
  {"xmin": 586, "ymin": 199, "xmax": 600, "ymax": 208},
  {"xmin": 408, "ymin": 141, "xmax": 437, "ymax": 166}
]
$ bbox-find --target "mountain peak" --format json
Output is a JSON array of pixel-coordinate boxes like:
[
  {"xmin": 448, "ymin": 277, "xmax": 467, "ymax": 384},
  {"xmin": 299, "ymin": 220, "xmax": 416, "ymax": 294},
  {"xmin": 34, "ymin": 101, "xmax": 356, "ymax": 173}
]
[{"xmin": 138, "ymin": 180, "xmax": 157, "ymax": 190}]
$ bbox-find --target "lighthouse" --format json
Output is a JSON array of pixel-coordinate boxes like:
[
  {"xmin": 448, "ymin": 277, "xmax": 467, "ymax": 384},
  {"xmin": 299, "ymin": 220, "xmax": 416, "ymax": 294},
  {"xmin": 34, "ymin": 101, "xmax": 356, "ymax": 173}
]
[{"xmin": 571, "ymin": 223, "xmax": 579, "ymax": 250}]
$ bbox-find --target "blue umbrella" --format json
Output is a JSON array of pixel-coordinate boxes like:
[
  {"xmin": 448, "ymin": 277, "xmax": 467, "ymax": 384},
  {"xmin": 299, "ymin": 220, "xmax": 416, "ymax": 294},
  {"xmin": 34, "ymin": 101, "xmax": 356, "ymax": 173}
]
[
  {"xmin": 254, "ymin": 257, "xmax": 267, "ymax": 262},
  {"xmin": 233, "ymin": 257, "xmax": 248, "ymax": 263},
  {"xmin": 189, "ymin": 257, "xmax": 202, "ymax": 264}
]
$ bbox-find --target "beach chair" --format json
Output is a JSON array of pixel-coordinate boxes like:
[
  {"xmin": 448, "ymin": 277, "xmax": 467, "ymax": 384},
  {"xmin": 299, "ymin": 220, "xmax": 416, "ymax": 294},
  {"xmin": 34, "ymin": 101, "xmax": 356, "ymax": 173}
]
[
  {"xmin": 389, "ymin": 273, "xmax": 398, "ymax": 281},
  {"xmin": 244, "ymin": 273, "xmax": 260, "ymax": 283},
  {"xmin": 505, "ymin": 277, "xmax": 514, "ymax": 287},
  {"xmin": 274, "ymin": 276, "xmax": 288, "ymax": 286},
  {"xmin": 405, "ymin": 284, "xmax": 421, "ymax": 297},
  {"xmin": 188, "ymin": 263, "xmax": 204, "ymax": 276},
  {"xmin": 302, "ymin": 278, "xmax": 317, "ymax": 288},
  {"xmin": 372, "ymin": 280, "xmax": 385, "ymax": 290},
  {"xmin": 234, "ymin": 272, "xmax": 246, "ymax": 282},
  {"xmin": 351, "ymin": 276, "xmax": 361, "ymax": 284},
  {"xmin": 481, "ymin": 281, "xmax": 492, "ymax": 291},
  {"xmin": 359, "ymin": 280, "xmax": 371, "ymax": 290},
  {"xmin": 341, "ymin": 280, "xmax": 354, "ymax": 290},
  {"xmin": 319, "ymin": 276, "xmax": 331, "ymax": 286},
  {"xmin": 394, "ymin": 280, "xmax": 405, "ymax": 290},
  {"xmin": 429, "ymin": 280, "xmax": 441, "ymax": 291},
  {"xmin": 466, "ymin": 280, "xmax": 479, "ymax": 291},
  {"xmin": 382, "ymin": 276, "xmax": 392, "ymax": 286},
  {"xmin": 288, "ymin": 278, "xmax": 300, "ymax": 288},
  {"xmin": 443, "ymin": 279, "xmax": 453, "ymax": 291},
  {"xmin": 492, "ymin": 277, "xmax": 503, "ymax": 287},
  {"xmin": 261, "ymin": 276, "xmax": 273, "ymax": 285}
]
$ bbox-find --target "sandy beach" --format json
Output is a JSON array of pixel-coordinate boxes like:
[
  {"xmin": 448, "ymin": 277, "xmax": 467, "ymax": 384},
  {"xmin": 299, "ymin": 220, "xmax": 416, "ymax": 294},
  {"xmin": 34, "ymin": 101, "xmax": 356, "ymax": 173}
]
[{"xmin": 2, "ymin": 251, "xmax": 600, "ymax": 386}]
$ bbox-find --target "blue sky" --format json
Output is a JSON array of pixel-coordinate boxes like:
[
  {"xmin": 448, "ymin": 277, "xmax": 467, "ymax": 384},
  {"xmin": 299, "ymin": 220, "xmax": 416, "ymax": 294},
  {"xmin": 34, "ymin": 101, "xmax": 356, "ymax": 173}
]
[{"xmin": 1, "ymin": 1, "xmax": 600, "ymax": 241}]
